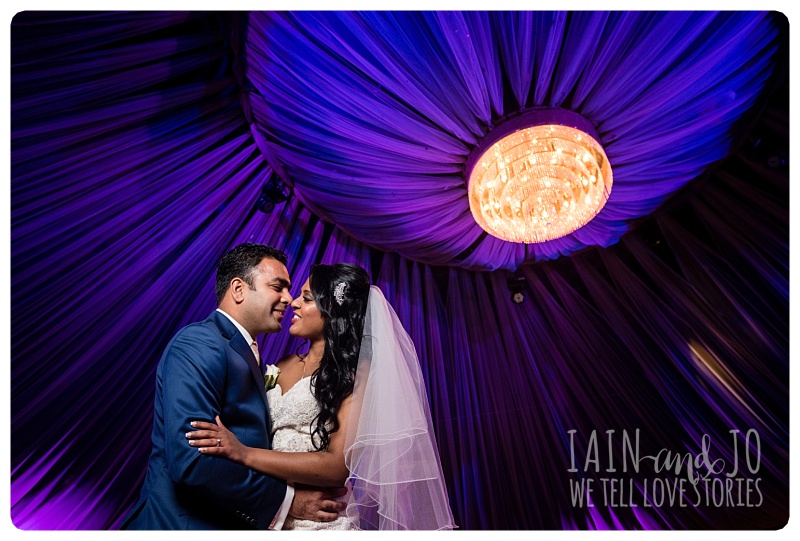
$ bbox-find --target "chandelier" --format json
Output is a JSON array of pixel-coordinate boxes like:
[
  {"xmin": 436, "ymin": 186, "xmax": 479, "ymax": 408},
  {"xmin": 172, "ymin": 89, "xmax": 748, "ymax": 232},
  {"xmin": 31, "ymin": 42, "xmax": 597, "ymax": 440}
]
[{"xmin": 466, "ymin": 108, "xmax": 612, "ymax": 244}]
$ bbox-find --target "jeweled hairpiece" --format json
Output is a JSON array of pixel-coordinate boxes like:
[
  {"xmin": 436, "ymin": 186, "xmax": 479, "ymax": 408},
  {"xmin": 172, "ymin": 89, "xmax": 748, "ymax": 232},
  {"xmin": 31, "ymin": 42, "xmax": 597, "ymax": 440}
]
[{"xmin": 333, "ymin": 282, "xmax": 347, "ymax": 305}]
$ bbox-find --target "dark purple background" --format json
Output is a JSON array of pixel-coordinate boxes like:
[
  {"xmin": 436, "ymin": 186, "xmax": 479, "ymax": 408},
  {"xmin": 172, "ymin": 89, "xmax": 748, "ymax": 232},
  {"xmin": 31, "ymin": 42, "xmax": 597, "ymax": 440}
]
[{"xmin": 10, "ymin": 11, "xmax": 788, "ymax": 529}]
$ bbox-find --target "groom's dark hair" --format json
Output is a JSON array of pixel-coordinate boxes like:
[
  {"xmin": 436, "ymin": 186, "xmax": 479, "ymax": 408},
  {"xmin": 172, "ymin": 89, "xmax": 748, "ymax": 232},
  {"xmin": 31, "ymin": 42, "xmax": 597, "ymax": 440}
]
[{"xmin": 215, "ymin": 243, "xmax": 288, "ymax": 304}]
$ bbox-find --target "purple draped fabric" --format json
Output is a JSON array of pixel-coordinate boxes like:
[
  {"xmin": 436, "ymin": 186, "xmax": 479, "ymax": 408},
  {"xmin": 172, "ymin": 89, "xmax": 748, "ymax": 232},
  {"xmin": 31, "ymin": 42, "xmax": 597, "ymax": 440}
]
[
  {"xmin": 243, "ymin": 11, "xmax": 781, "ymax": 270},
  {"xmin": 10, "ymin": 11, "xmax": 788, "ymax": 530}
]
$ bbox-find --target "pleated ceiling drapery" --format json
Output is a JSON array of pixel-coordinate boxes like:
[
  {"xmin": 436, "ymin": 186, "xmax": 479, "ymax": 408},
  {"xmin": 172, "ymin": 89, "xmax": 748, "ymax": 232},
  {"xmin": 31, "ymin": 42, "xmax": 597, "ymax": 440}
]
[
  {"xmin": 242, "ymin": 11, "xmax": 782, "ymax": 269},
  {"xmin": 10, "ymin": 11, "xmax": 788, "ymax": 529}
]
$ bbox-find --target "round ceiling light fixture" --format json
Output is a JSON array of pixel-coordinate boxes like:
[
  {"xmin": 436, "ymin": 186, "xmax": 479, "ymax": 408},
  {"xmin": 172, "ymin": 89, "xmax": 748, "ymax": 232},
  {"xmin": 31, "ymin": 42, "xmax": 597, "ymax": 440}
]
[{"xmin": 466, "ymin": 108, "xmax": 613, "ymax": 244}]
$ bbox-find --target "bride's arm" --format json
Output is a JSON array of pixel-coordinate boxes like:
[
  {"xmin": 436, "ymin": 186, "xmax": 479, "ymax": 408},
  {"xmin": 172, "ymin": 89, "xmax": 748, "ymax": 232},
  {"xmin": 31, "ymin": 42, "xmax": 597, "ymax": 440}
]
[{"xmin": 186, "ymin": 396, "xmax": 352, "ymax": 487}]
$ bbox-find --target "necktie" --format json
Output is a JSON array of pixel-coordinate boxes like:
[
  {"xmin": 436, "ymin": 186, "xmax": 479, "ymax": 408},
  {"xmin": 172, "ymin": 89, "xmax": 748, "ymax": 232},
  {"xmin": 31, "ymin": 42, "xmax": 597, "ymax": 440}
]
[{"xmin": 250, "ymin": 341, "xmax": 261, "ymax": 366}]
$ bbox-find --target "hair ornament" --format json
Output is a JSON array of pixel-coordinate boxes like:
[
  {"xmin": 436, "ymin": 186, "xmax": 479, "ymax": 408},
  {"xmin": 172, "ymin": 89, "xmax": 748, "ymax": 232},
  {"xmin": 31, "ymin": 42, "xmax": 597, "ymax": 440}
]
[{"xmin": 333, "ymin": 281, "xmax": 347, "ymax": 305}]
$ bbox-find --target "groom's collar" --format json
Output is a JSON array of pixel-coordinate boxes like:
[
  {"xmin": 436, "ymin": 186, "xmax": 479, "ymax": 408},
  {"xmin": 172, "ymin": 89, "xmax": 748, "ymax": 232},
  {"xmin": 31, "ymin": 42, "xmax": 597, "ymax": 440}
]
[{"xmin": 215, "ymin": 308, "xmax": 254, "ymax": 345}]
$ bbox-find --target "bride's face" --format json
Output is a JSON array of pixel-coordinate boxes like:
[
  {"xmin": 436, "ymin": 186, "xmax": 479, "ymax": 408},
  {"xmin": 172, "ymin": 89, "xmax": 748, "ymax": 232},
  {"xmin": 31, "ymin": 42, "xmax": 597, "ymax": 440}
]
[{"xmin": 289, "ymin": 277, "xmax": 324, "ymax": 341}]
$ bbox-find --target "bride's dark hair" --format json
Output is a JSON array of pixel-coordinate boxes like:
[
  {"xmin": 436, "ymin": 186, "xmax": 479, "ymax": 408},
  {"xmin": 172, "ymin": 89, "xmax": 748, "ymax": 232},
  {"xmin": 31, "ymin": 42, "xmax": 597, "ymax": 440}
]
[{"xmin": 307, "ymin": 263, "xmax": 370, "ymax": 451}]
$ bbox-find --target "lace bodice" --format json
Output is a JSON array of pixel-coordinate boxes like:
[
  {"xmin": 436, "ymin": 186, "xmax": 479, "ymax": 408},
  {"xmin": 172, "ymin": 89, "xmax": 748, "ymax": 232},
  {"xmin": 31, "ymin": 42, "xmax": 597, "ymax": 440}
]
[
  {"xmin": 267, "ymin": 376, "xmax": 356, "ymax": 530},
  {"xmin": 268, "ymin": 376, "xmax": 322, "ymax": 453}
]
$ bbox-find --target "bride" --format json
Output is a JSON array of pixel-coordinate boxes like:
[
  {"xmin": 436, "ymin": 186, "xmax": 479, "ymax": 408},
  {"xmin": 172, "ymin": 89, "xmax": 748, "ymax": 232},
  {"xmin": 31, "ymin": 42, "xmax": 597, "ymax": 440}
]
[{"xmin": 187, "ymin": 263, "xmax": 455, "ymax": 530}]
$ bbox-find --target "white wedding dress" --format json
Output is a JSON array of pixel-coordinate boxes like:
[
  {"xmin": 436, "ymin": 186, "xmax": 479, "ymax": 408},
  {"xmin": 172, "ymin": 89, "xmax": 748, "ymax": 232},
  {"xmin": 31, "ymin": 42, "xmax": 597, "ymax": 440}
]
[
  {"xmin": 267, "ymin": 376, "xmax": 357, "ymax": 530},
  {"xmin": 264, "ymin": 287, "xmax": 455, "ymax": 530}
]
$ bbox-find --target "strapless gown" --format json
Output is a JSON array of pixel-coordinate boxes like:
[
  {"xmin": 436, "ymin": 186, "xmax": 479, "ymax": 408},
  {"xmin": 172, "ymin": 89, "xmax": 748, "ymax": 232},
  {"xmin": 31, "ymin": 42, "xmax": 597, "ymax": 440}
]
[{"xmin": 267, "ymin": 376, "xmax": 356, "ymax": 530}]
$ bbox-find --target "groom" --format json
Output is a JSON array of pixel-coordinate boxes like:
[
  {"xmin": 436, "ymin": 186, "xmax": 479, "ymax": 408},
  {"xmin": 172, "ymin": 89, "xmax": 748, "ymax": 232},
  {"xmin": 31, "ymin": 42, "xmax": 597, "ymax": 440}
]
[{"xmin": 122, "ymin": 243, "xmax": 345, "ymax": 529}]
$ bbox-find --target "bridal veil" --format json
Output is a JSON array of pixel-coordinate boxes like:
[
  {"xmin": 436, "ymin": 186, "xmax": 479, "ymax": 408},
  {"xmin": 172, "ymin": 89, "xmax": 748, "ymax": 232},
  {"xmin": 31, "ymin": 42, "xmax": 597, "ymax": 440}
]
[{"xmin": 342, "ymin": 286, "xmax": 456, "ymax": 530}]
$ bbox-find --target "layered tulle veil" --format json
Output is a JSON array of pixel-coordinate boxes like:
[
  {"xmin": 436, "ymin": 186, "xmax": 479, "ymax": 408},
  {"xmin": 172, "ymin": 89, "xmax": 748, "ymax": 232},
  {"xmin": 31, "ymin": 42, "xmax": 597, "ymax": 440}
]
[{"xmin": 342, "ymin": 286, "xmax": 456, "ymax": 530}]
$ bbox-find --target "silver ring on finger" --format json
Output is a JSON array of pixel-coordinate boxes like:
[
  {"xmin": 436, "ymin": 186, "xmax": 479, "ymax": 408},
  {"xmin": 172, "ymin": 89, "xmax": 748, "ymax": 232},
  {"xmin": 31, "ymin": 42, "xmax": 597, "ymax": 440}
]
[{"xmin": 216, "ymin": 438, "xmax": 221, "ymax": 447}]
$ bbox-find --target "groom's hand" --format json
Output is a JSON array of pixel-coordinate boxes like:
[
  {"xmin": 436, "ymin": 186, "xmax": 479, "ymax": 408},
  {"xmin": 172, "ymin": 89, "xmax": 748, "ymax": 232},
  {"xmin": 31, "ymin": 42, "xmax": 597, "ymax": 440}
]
[{"xmin": 289, "ymin": 483, "xmax": 347, "ymax": 522}]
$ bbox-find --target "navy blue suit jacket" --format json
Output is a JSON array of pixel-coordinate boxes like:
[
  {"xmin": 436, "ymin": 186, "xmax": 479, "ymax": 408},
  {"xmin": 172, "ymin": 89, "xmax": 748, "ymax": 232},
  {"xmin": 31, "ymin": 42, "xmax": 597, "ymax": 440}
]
[{"xmin": 121, "ymin": 311, "xmax": 286, "ymax": 529}]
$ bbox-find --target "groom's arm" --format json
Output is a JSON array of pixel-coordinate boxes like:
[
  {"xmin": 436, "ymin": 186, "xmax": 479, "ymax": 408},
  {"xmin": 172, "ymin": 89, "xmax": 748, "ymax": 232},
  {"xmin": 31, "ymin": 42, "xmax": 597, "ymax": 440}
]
[{"xmin": 161, "ymin": 324, "xmax": 286, "ymax": 529}]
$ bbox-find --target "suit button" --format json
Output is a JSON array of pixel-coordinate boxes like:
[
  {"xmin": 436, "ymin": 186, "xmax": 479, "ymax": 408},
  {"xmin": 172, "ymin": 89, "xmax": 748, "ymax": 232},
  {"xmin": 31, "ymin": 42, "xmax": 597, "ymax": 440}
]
[{"xmin": 249, "ymin": 518, "xmax": 256, "ymax": 526}]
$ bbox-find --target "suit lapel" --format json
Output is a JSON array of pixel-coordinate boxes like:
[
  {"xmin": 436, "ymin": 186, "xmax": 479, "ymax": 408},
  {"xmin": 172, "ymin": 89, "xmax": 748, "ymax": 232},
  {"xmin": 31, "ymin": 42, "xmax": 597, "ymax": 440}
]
[
  {"xmin": 232, "ymin": 335, "xmax": 269, "ymax": 403},
  {"xmin": 211, "ymin": 312, "xmax": 269, "ymax": 413}
]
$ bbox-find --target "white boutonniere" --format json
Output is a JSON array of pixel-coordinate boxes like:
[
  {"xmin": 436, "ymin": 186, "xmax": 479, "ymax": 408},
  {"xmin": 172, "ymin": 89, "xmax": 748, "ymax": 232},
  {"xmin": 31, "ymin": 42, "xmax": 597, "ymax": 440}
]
[{"xmin": 264, "ymin": 364, "xmax": 281, "ymax": 391}]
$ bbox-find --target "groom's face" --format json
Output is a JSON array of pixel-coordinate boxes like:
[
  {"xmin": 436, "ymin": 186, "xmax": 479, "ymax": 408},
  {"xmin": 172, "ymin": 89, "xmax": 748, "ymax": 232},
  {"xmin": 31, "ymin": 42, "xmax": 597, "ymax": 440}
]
[{"xmin": 242, "ymin": 257, "xmax": 292, "ymax": 336}]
